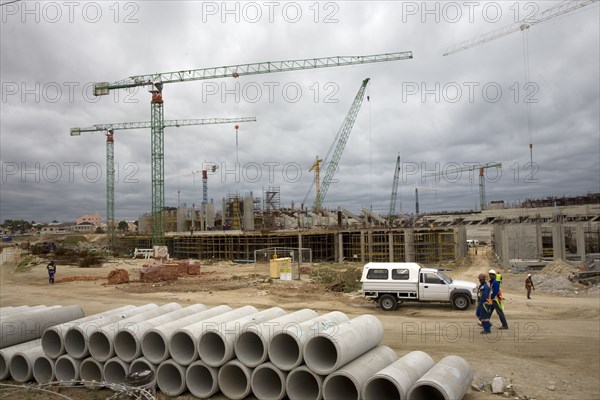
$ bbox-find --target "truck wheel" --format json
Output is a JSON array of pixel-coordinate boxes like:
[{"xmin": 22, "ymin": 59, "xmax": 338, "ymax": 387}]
[
  {"xmin": 452, "ymin": 294, "xmax": 470, "ymax": 311},
  {"xmin": 379, "ymin": 295, "xmax": 397, "ymax": 311}
]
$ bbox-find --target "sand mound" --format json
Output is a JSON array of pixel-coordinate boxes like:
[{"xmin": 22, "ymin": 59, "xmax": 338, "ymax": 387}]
[{"xmin": 541, "ymin": 259, "xmax": 577, "ymax": 276}]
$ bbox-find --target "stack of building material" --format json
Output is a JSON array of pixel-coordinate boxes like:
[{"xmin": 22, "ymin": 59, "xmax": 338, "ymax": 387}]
[
  {"xmin": 139, "ymin": 260, "xmax": 201, "ymax": 282},
  {"xmin": 0, "ymin": 304, "xmax": 473, "ymax": 400}
]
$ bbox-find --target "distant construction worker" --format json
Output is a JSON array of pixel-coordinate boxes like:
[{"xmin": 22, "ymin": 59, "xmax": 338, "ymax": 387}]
[
  {"xmin": 496, "ymin": 270, "xmax": 503, "ymax": 284},
  {"xmin": 488, "ymin": 269, "xmax": 508, "ymax": 329},
  {"xmin": 47, "ymin": 260, "xmax": 56, "ymax": 284},
  {"xmin": 476, "ymin": 273, "xmax": 492, "ymax": 334},
  {"xmin": 525, "ymin": 274, "xmax": 535, "ymax": 299}
]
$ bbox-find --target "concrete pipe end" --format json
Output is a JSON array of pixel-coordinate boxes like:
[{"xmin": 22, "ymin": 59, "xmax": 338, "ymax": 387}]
[
  {"xmin": 186, "ymin": 360, "xmax": 219, "ymax": 399},
  {"xmin": 140, "ymin": 330, "xmax": 169, "ymax": 364},
  {"xmin": 156, "ymin": 360, "xmax": 186, "ymax": 397},
  {"xmin": 234, "ymin": 329, "xmax": 268, "ymax": 368}
]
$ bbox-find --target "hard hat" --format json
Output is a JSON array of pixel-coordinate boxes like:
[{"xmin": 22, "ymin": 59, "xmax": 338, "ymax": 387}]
[
  {"xmin": 488, "ymin": 269, "xmax": 497, "ymax": 275},
  {"xmin": 528, "ymin": 274, "xmax": 532, "ymax": 277},
  {"xmin": 478, "ymin": 273, "xmax": 486, "ymax": 280}
]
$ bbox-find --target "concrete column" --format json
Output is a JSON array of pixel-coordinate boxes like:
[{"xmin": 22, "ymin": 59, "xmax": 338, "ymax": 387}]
[
  {"xmin": 576, "ymin": 223, "xmax": 586, "ymax": 262},
  {"xmin": 500, "ymin": 226, "xmax": 510, "ymax": 267},
  {"xmin": 335, "ymin": 232, "xmax": 343, "ymax": 263},
  {"xmin": 367, "ymin": 231, "xmax": 373, "ymax": 262},
  {"xmin": 360, "ymin": 231, "xmax": 365, "ymax": 263},
  {"xmin": 552, "ymin": 223, "xmax": 565, "ymax": 260},
  {"xmin": 536, "ymin": 222, "xmax": 543, "ymax": 259},
  {"xmin": 404, "ymin": 229, "xmax": 415, "ymax": 262},
  {"xmin": 388, "ymin": 231, "xmax": 394, "ymax": 262}
]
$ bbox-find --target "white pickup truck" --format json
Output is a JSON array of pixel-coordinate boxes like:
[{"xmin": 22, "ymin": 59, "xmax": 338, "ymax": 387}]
[{"xmin": 360, "ymin": 262, "xmax": 478, "ymax": 311}]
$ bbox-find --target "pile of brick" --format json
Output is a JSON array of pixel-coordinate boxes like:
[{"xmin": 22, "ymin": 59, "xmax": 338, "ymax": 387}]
[{"xmin": 139, "ymin": 260, "xmax": 201, "ymax": 283}]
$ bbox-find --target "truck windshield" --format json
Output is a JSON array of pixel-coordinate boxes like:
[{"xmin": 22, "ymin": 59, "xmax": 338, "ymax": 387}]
[{"xmin": 437, "ymin": 271, "xmax": 453, "ymax": 284}]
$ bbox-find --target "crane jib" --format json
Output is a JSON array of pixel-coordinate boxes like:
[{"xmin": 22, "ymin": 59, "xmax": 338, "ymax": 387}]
[{"xmin": 93, "ymin": 51, "xmax": 413, "ymax": 95}]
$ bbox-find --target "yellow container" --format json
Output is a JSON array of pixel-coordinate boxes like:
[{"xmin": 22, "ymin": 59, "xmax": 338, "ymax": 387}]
[{"xmin": 269, "ymin": 257, "xmax": 292, "ymax": 279}]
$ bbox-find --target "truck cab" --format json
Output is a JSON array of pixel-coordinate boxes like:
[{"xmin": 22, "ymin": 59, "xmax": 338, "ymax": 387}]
[{"xmin": 361, "ymin": 262, "xmax": 477, "ymax": 311}]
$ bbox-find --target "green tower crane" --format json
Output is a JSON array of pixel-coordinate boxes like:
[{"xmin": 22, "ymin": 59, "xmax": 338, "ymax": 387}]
[
  {"xmin": 423, "ymin": 162, "xmax": 502, "ymax": 211},
  {"xmin": 92, "ymin": 51, "xmax": 413, "ymax": 245},
  {"xmin": 71, "ymin": 117, "xmax": 257, "ymax": 251},
  {"xmin": 313, "ymin": 78, "xmax": 371, "ymax": 212},
  {"xmin": 389, "ymin": 155, "xmax": 401, "ymax": 219}
]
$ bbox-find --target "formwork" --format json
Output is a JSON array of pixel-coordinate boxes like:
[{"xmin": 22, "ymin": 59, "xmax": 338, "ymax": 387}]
[{"xmin": 117, "ymin": 227, "xmax": 464, "ymax": 264}]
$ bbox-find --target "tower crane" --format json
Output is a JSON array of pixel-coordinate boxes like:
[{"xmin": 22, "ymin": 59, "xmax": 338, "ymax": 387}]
[
  {"xmin": 307, "ymin": 156, "xmax": 323, "ymax": 209},
  {"xmin": 389, "ymin": 155, "xmax": 401, "ymax": 219},
  {"xmin": 443, "ymin": 0, "xmax": 598, "ymax": 164},
  {"xmin": 423, "ymin": 163, "xmax": 502, "ymax": 211},
  {"xmin": 311, "ymin": 78, "xmax": 371, "ymax": 212},
  {"xmin": 70, "ymin": 117, "xmax": 256, "ymax": 250},
  {"xmin": 443, "ymin": 0, "xmax": 597, "ymax": 56},
  {"xmin": 93, "ymin": 51, "xmax": 413, "ymax": 245}
]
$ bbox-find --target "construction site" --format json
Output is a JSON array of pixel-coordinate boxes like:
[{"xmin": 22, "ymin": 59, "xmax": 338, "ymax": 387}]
[{"xmin": 1, "ymin": 1, "xmax": 599, "ymax": 400}]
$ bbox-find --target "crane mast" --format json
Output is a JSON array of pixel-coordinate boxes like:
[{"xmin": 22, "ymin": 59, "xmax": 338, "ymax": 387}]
[
  {"xmin": 308, "ymin": 156, "xmax": 323, "ymax": 210},
  {"xmin": 314, "ymin": 78, "xmax": 371, "ymax": 211},
  {"xmin": 71, "ymin": 117, "xmax": 256, "ymax": 251},
  {"xmin": 389, "ymin": 155, "xmax": 401, "ymax": 218},
  {"xmin": 93, "ymin": 51, "xmax": 412, "ymax": 244}
]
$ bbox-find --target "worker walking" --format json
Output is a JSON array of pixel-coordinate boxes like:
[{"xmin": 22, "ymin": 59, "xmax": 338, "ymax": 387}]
[
  {"xmin": 525, "ymin": 274, "xmax": 535, "ymax": 299},
  {"xmin": 476, "ymin": 273, "xmax": 492, "ymax": 334},
  {"xmin": 488, "ymin": 269, "xmax": 508, "ymax": 329},
  {"xmin": 47, "ymin": 260, "xmax": 56, "ymax": 284}
]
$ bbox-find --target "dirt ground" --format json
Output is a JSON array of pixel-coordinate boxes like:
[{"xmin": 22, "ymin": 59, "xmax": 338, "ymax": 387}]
[{"xmin": 1, "ymin": 246, "xmax": 599, "ymax": 400}]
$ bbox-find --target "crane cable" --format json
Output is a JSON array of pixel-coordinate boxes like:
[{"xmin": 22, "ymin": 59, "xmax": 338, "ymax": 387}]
[
  {"xmin": 522, "ymin": 28, "xmax": 534, "ymax": 166},
  {"xmin": 368, "ymin": 86, "xmax": 372, "ymax": 211}
]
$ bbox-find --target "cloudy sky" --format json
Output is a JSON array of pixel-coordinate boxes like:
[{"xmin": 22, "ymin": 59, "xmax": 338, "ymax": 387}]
[{"xmin": 1, "ymin": 0, "xmax": 599, "ymax": 223}]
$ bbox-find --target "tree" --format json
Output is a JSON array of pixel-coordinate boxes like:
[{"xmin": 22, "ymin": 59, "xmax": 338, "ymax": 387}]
[
  {"xmin": 95, "ymin": 226, "xmax": 104, "ymax": 234},
  {"xmin": 117, "ymin": 221, "xmax": 128, "ymax": 232}
]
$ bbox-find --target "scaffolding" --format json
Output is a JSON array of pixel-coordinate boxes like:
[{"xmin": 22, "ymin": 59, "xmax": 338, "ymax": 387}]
[{"xmin": 117, "ymin": 227, "xmax": 465, "ymax": 264}]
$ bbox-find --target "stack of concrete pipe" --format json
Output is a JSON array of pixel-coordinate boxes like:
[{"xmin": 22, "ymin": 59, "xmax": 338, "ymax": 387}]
[{"xmin": 0, "ymin": 304, "xmax": 473, "ymax": 399}]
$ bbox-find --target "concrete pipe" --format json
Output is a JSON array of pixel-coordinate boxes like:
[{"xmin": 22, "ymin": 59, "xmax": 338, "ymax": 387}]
[
  {"xmin": 114, "ymin": 304, "xmax": 206, "ymax": 362},
  {"xmin": 156, "ymin": 359, "xmax": 188, "ymax": 397},
  {"xmin": 407, "ymin": 355, "xmax": 473, "ymax": 400},
  {"xmin": 0, "ymin": 305, "xmax": 47, "ymax": 316},
  {"xmin": 103, "ymin": 356, "xmax": 130, "ymax": 385},
  {"xmin": 1, "ymin": 305, "xmax": 84, "ymax": 348},
  {"xmin": 286, "ymin": 365, "xmax": 324, "ymax": 400},
  {"xmin": 79, "ymin": 357, "xmax": 104, "ymax": 387},
  {"xmin": 251, "ymin": 362, "xmax": 287, "ymax": 400},
  {"xmin": 64, "ymin": 304, "xmax": 157, "ymax": 359},
  {"xmin": 322, "ymin": 345, "xmax": 398, "ymax": 400},
  {"xmin": 170, "ymin": 306, "xmax": 257, "ymax": 366},
  {"xmin": 89, "ymin": 303, "xmax": 181, "ymax": 362},
  {"xmin": 10, "ymin": 345, "xmax": 46, "ymax": 382},
  {"xmin": 0, "ymin": 339, "xmax": 42, "ymax": 380},
  {"xmin": 129, "ymin": 357, "xmax": 157, "ymax": 389},
  {"xmin": 304, "ymin": 314, "xmax": 384, "ymax": 375},
  {"xmin": 362, "ymin": 351, "xmax": 435, "ymax": 400},
  {"xmin": 218, "ymin": 359, "xmax": 253, "ymax": 400},
  {"xmin": 186, "ymin": 360, "xmax": 219, "ymax": 398},
  {"xmin": 141, "ymin": 305, "xmax": 232, "ymax": 364},
  {"xmin": 235, "ymin": 309, "xmax": 318, "ymax": 368},
  {"xmin": 269, "ymin": 311, "xmax": 349, "ymax": 371},
  {"xmin": 42, "ymin": 304, "xmax": 136, "ymax": 359},
  {"xmin": 54, "ymin": 354, "xmax": 81, "ymax": 385},
  {"xmin": 32, "ymin": 354, "xmax": 54, "ymax": 384},
  {"xmin": 198, "ymin": 307, "xmax": 286, "ymax": 368}
]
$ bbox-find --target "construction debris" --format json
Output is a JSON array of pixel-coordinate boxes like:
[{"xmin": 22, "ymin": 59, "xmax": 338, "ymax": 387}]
[
  {"xmin": 139, "ymin": 260, "xmax": 201, "ymax": 283},
  {"xmin": 107, "ymin": 269, "xmax": 130, "ymax": 284}
]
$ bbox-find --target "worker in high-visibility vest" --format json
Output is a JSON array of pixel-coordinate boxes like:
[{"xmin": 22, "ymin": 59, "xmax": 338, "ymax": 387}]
[
  {"xmin": 476, "ymin": 273, "xmax": 492, "ymax": 334},
  {"xmin": 47, "ymin": 260, "xmax": 56, "ymax": 284},
  {"xmin": 488, "ymin": 269, "xmax": 508, "ymax": 330}
]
